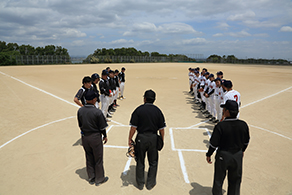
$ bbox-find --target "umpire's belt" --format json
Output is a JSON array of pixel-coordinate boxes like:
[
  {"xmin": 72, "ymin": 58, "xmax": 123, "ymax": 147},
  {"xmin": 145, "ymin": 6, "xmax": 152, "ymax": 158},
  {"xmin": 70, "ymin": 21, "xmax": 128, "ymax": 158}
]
[{"xmin": 82, "ymin": 131, "xmax": 100, "ymax": 136}]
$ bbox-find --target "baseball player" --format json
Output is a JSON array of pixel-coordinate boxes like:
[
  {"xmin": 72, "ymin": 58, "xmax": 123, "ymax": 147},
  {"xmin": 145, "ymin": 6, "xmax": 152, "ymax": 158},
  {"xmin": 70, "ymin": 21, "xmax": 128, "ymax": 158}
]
[
  {"xmin": 74, "ymin": 76, "xmax": 93, "ymax": 107},
  {"xmin": 206, "ymin": 100, "xmax": 250, "ymax": 195},
  {"xmin": 192, "ymin": 70, "xmax": 200, "ymax": 102},
  {"xmin": 198, "ymin": 68, "xmax": 208, "ymax": 111},
  {"xmin": 188, "ymin": 68, "xmax": 194, "ymax": 93},
  {"xmin": 118, "ymin": 67, "xmax": 126, "ymax": 99},
  {"xmin": 213, "ymin": 78, "xmax": 224, "ymax": 123},
  {"xmin": 99, "ymin": 70, "xmax": 112, "ymax": 121},
  {"xmin": 91, "ymin": 73, "xmax": 101, "ymax": 109},
  {"xmin": 108, "ymin": 70, "xmax": 116, "ymax": 114},
  {"xmin": 222, "ymin": 80, "xmax": 241, "ymax": 119},
  {"xmin": 114, "ymin": 69, "xmax": 120, "ymax": 107},
  {"xmin": 202, "ymin": 72, "xmax": 210, "ymax": 115},
  {"xmin": 204, "ymin": 74, "xmax": 216, "ymax": 120}
]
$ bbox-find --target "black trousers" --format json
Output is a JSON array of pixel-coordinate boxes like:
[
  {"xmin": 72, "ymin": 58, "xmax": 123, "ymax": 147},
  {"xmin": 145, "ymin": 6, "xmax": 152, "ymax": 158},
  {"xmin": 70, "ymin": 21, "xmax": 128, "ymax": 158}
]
[
  {"xmin": 212, "ymin": 150, "xmax": 243, "ymax": 195},
  {"xmin": 82, "ymin": 133, "xmax": 105, "ymax": 183},
  {"xmin": 135, "ymin": 133, "xmax": 158, "ymax": 187}
]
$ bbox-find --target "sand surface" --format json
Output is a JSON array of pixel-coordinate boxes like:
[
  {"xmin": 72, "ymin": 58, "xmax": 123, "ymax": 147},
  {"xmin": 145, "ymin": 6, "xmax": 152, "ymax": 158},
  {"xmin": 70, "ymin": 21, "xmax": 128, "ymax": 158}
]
[{"xmin": 0, "ymin": 63, "xmax": 292, "ymax": 195}]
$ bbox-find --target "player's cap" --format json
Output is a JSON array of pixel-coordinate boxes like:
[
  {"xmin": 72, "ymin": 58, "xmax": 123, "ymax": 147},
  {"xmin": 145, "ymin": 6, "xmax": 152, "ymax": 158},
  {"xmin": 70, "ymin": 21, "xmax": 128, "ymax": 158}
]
[
  {"xmin": 223, "ymin": 80, "xmax": 233, "ymax": 88},
  {"xmin": 91, "ymin": 73, "xmax": 100, "ymax": 80},
  {"xmin": 208, "ymin": 74, "xmax": 214, "ymax": 78},
  {"xmin": 194, "ymin": 71, "xmax": 199, "ymax": 74},
  {"xmin": 109, "ymin": 70, "xmax": 114, "ymax": 74},
  {"xmin": 84, "ymin": 90, "xmax": 98, "ymax": 101},
  {"xmin": 220, "ymin": 100, "xmax": 238, "ymax": 112},
  {"xmin": 102, "ymin": 70, "xmax": 109, "ymax": 75},
  {"xmin": 191, "ymin": 68, "xmax": 195, "ymax": 71},
  {"xmin": 214, "ymin": 78, "xmax": 222, "ymax": 82},
  {"xmin": 204, "ymin": 72, "xmax": 210, "ymax": 75},
  {"xmin": 188, "ymin": 67, "xmax": 192, "ymax": 70},
  {"xmin": 217, "ymin": 71, "xmax": 223, "ymax": 75},
  {"xmin": 143, "ymin": 89, "xmax": 156, "ymax": 100},
  {"xmin": 106, "ymin": 67, "xmax": 111, "ymax": 70},
  {"xmin": 114, "ymin": 69, "xmax": 119, "ymax": 73},
  {"xmin": 121, "ymin": 67, "xmax": 126, "ymax": 70}
]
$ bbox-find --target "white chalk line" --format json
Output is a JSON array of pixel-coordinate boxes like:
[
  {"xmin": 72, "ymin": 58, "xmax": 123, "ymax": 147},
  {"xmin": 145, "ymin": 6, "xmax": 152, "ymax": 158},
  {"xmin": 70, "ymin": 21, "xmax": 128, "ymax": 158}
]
[
  {"xmin": 0, "ymin": 116, "xmax": 75, "ymax": 149},
  {"xmin": 170, "ymin": 85, "xmax": 292, "ymax": 183},
  {"xmin": 0, "ymin": 71, "xmax": 132, "ymax": 175}
]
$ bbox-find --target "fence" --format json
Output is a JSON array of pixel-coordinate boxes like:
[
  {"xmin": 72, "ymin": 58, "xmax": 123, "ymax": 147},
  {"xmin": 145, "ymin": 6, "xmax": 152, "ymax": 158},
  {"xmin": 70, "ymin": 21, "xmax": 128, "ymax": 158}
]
[
  {"xmin": 12, "ymin": 55, "xmax": 70, "ymax": 65},
  {"xmin": 84, "ymin": 55, "xmax": 205, "ymax": 63}
]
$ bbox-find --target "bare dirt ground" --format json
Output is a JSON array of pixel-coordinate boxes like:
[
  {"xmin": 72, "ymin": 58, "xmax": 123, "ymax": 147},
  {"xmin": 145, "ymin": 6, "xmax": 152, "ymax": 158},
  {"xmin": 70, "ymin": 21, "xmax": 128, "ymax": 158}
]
[{"xmin": 0, "ymin": 63, "xmax": 292, "ymax": 195}]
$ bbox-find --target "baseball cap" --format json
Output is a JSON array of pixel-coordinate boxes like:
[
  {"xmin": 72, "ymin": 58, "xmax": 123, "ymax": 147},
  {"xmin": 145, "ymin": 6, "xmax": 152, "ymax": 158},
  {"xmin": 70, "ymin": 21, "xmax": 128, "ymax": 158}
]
[
  {"xmin": 223, "ymin": 80, "xmax": 233, "ymax": 88},
  {"xmin": 91, "ymin": 73, "xmax": 100, "ymax": 80},
  {"xmin": 204, "ymin": 72, "xmax": 210, "ymax": 75},
  {"xmin": 208, "ymin": 74, "xmax": 214, "ymax": 78},
  {"xmin": 220, "ymin": 100, "xmax": 238, "ymax": 112},
  {"xmin": 84, "ymin": 90, "xmax": 98, "ymax": 100},
  {"xmin": 121, "ymin": 67, "xmax": 126, "ymax": 70},
  {"xmin": 214, "ymin": 78, "xmax": 222, "ymax": 82},
  {"xmin": 143, "ymin": 89, "xmax": 156, "ymax": 100},
  {"xmin": 109, "ymin": 70, "xmax": 114, "ymax": 74},
  {"xmin": 194, "ymin": 71, "xmax": 199, "ymax": 74},
  {"xmin": 102, "ymin": 70, "xmax": 109, "ymax": 75},
  {"xmin": 114, "ymin": 69, "xmax": 119, "ymax": 73},
  {"xmin": 217, "ymin": 71, "xmax": 223, "ymax": 75}
]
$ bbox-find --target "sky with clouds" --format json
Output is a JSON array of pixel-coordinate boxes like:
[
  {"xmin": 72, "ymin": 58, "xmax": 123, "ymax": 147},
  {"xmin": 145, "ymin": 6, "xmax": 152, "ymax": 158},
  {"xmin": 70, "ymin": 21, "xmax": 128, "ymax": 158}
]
[{"xmin": 1, "ymin": 0, "xmax": 292, "ymax": 59}]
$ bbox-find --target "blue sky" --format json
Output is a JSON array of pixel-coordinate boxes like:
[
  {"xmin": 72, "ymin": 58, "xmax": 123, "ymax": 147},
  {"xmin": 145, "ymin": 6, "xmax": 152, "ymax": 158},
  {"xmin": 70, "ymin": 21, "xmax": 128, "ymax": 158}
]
[{"xmin": 1, "ymin": 0, "xmax": 292, "ymax": 59}]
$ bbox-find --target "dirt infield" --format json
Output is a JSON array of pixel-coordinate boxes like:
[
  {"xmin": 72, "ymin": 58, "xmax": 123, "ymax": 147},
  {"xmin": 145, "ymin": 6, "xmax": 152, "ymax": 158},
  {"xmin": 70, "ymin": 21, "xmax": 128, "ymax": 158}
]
[{"xmin": 0, "ymin": 63, "xmax": 292, "ymax": 195}]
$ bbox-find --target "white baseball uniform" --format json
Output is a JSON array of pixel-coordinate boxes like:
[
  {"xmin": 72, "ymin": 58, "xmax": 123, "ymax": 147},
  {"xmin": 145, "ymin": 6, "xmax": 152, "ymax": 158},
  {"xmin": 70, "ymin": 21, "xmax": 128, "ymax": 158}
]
[
  {"xmin": 223, "ymin": 89, "xmax": 241, "ymax": 118},
  {"xmin": 214, "ymin": 85, "xmax": 224, "ymax": 120}
]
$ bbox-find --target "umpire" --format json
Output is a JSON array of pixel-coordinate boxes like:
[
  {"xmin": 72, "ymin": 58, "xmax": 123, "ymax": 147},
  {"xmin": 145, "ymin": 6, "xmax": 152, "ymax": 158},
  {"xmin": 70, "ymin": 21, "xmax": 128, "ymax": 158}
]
[
  {"xmin": 128, "ymin": 89, "xmax": 166, "ymax": 190},
  {"xmin": 77, "ymin": 90, "xmax": 109, "ymax": 186},
  {"xmin": 206, "ymin": 100, "xmax": 250, "ymax": 195}
]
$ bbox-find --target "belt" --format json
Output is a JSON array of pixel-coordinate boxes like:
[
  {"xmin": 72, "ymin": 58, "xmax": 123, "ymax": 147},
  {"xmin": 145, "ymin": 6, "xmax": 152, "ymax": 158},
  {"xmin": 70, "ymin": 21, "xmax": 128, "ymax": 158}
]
[
  {"xmin": 138, "ymin": 131, "xmax": 156, "ymax": 135},
  {"xmin": 82, "ymin": 131, "xmax": 100, "ymax": 136}
]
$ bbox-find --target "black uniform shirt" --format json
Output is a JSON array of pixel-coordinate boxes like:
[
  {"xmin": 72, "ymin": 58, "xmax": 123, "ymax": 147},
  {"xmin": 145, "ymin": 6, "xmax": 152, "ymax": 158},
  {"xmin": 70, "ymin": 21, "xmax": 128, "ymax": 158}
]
[
  {"xmin": 206, "ymin": 117, "xmax": 250, "ymax": 157},
  {"xmin": 130, "ymin": 103, "xmax": 166, "ymax": 134},
  {"xmin": 77, "ymin": 104, "xmax": 108, "ymax": 137},
  {"xmin": 75, "ymin": 85, "xmax": 93, "ymax": 105},
  {"xmin": 119, "ymin": 72, "xmax": 125, "ymax": 82},
  {"xmin": 109, "ymin": 77, "xmax": 116, "ymax": 91},
  {"xmin": 99, "ymin": 78, "xmax": 110, "ymax": 96},
  {"xmin": 91, "ymin": 83, "xmax": 100, "ymax": 103},
  {"xmin": 114, "ymin": 76, "xmax": 120, "ymax": 88}
]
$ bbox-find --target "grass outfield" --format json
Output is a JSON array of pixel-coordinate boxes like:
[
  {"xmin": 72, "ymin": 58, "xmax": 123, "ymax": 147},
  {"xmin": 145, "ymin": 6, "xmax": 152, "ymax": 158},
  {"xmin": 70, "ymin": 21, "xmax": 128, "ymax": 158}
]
[{"xmin": 0, "ymin": 63, "xmax": 292, "ymax": 195}]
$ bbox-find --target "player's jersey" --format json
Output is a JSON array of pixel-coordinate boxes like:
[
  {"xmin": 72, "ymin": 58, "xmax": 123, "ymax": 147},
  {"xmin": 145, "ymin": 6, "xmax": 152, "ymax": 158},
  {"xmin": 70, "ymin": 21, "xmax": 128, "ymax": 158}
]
[
  {"xmin": 189, "ymin": 72, "xmax": 195, "ymax": 82},
  {"xmin": 223, "ymin": 89, "xmax": 241, "ymax": 106},
  {"xmin": 204, "ymin": 79, "xmax": 211, "ymax": 91},
  {"xmin": 215, "ymin": 86, "xmax": 224, "ymax": 101},
  {"xmin": 208, "ymin": 81, "xmax": 216, "ymax": 96},
  {"xmin": 200, "ymin": 75, "xmax": 206, "ymax": 88},
  {"xmin": 193, "ymin": 75, "xmax": 200, "ymax": 87}
]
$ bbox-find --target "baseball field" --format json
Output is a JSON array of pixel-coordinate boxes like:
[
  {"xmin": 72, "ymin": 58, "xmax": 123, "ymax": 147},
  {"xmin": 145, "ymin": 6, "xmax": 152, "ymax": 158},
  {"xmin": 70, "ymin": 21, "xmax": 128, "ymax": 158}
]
[{"xmin": 0, "ymin": 63, "xmax": 292, "ymax": 195}]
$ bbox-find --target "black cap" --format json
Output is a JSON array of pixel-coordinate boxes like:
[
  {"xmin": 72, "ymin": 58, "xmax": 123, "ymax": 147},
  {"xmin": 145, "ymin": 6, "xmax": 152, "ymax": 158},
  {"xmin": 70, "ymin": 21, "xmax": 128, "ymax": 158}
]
[
  {"xmin": 115, "ymin": 69, "xmax": 119, "ymax": 73},
  {"xmin": 217, "ymin": 71, "xmax": 223, "ymax": 75},
  {"xmin": 214, "ymin": 78, "xmax": 222, "ymax": 82},
  {"xmin": 121, "ymin": 67, "xmax": 126, "ymax": 70},
  {"xmin": 84, "ymin": 90, "xmax": 98, "ymax": 100},
  {"xmin": 109, "ymin": 70, "xmax": 114, "ymax": 74},
  {"xmin": 144, "ymin": 89, "xmax": 156, "ymax": 100},
  {"xmin": 220, "ymin": 100, "xmax": 238, "ymax": 111},
  {"xmin": 204, "ymin": 72, "xmax": 210, "ymax": 75},
  {"xmin": 223, "ymin": 80, "xmax": 233, "ymax": 88},
  {"xmin": 91, "ymin": 73, "xmax": 100, "ymax": 80},
  {"xmin": 102, "ymin": 70, "xmax": 109, "ymax": 75},
  {"xmin": 208, "ymin": 74, "xmax": 214, "ymax": 78}
]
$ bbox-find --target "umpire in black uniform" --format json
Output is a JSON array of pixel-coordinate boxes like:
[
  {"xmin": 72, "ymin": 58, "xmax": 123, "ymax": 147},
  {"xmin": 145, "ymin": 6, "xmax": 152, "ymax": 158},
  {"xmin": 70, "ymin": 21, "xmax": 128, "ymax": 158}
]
[
  {"xmin": 128, "ymin": 89, "xmax": 166, "ymax": 190},
  {"xmin": 206, "ymin": 100, "xmax": 250, "ymax": 195},
  {"xmin": 77, "ymin": 90, "xmax": 109, "ymax": 186}
]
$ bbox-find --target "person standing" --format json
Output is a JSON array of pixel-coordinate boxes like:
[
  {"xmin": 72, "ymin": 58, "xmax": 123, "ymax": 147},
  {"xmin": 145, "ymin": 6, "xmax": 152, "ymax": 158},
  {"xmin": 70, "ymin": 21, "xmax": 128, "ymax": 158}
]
[
  {"xmin": 206, "ymin": 100, "xmax": 250, "ymax": 195},
  {"xmin": 99, "ymin": 70, "xmax": 112, "ymax": 121},
  {"xmin": 118, "ymin": 67, "xmax": 126, "ymax": 99},
  {"xmin": 128, "ymin": 89, "xmax": 166, "ymax": 190},
  {"xmin": 74, "ymin": 76, "xmax": 93, "ymax": 107},
  {"xmin": 77, "ymin": 90, "xmax": 109, "ymax": 186},
  {"xmin": 91, "ymin": 73, "xmax": 101, "ymax": 109}
]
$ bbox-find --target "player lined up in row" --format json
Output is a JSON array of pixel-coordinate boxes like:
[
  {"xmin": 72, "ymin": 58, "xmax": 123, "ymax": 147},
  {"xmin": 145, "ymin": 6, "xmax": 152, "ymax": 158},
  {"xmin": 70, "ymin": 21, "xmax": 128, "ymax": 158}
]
[
  {"xmin": 74, "ymin": 67, "xmax": 126, "ymax": 122},
  {"xmin": 188, "ymin": 67, "xmax": 241, "ymax": 123}
]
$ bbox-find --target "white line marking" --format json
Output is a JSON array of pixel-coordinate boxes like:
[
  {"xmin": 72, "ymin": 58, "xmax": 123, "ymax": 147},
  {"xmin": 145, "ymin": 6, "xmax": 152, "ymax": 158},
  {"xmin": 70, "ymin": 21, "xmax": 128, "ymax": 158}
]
[
  {"xmin": 250, "ymin": 124, "xmax": 292, "ymax": 141},
  {"xmin": 104, "ymin": 145, "xmax": 128, "ymax": 149},
  {"xmin": 178, "ymin": 150, "xmax": 190, "ymax": 184},
  {"xmin": 122, "ymin": 157, "xmax": 132, "ymax": 175},
  {"xmin": 0, "ymin": 116, "xmax": 75, "ymax": 149},
  {"xmin": 241, "ymin": 86, "xmax": 292, "ymax": 108},
  {"xmin": 169, "ymin": 128, "xmax": 176, "ymax": 151},
  {"xmin": 106, "ymin": 125, "xmax": 113, "ymax": 133},
  {"xmin": 176, "ymin": 149, "xmax": 207, "ymax": 152},
  {"xmin": 204, "ymin": 128, "xmax": 212, "ymax": 138}
]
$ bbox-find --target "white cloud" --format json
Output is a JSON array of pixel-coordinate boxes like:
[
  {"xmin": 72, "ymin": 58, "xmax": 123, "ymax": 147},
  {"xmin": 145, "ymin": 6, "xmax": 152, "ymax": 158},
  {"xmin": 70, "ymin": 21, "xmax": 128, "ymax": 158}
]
[
  {"xmin": 216, "ymin": 22, "xmax": 230, "ymax": 30},
  {"xmin": 213, "ymin": 33, "xmax": 224, "ymax": 37},
  {"xmin": 182, "ymin": 38, "xmax": 207, "ymax": 45},
  {"xmin": 109, "ymin": 39, "xmax": 134, "ymax": 44},
  {"xmin": 279, "ymin": 26, "xmax": 292, "ymax": 32},
  {"xmin": 227, "ymin": 10, "xmax": 256, "ymax": 21},
  {"xmin": 228, "ymin": 30, "xmax": 251, "ymax": 37},
  {"xmin": 64, "ymin": 29, "xmax": 86, "ymax": 38},
  {"xmin": 254, "ymin": 33, "xmax": 269, "ymax": 37}
]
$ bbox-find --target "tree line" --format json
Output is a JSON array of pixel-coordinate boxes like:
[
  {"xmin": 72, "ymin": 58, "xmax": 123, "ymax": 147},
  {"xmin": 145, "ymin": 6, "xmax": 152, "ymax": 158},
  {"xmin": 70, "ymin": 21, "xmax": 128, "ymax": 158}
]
[
  {"xmin": 0, "ymin": 41, "xmax": 70, "ymax": 65},
  {"xmin": 207, "ymin": 54, "xmax": 290, "ymax": 65}
]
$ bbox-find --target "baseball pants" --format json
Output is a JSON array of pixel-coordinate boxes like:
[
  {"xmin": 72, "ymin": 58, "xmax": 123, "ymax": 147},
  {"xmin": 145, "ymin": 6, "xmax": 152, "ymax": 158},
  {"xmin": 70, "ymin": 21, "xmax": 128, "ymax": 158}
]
[
  {"xmin": 82, "ymin": 133, "xmax": 105, "ymax": 183},
  {"xmin": 120, "ymin": 82, "xmax": 125, "ymax": 97},
  {"xmin": 209, "ymin": 95, "xmax": 216, "ymax": 117},
  {"xmin": 135, "ymin": 133, "xmax": 158, "ymax": 188},
  {"xmin": 100, "ymin": 94, "xmax": 110, "ymax": 118},
  {"xmin": 192, "ymin": 85, "xmax": 198, "ymax": 100},
  {"xmin": 213, "ymin": 150, "xmax": 243, "ymax": 195},
  {"xmin": 215, "ymin": 96, "xmax": 223, "ymax": 120}
]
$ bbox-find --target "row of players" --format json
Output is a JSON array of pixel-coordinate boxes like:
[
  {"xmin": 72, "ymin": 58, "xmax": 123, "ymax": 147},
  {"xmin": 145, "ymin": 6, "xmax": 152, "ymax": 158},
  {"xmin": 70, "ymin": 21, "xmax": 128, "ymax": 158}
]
[
  {"xmin": 74, "ymin": 67, "xmax": 126, "ymax": 122},
  {"xmin": 188, "ymin": 67, "xmax": 241, "ymax": 123}
]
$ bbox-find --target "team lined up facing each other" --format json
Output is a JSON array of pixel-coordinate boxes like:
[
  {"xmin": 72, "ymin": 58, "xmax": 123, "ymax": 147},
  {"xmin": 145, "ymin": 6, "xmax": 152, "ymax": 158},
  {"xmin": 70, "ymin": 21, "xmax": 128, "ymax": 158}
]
[
  {"xmin": 74, "ymin": 67, "xmax": 126, "ymax": 122},
  {"xmin": 188, "ymin": 67, "xmax": 241, "ymax": 123}
]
